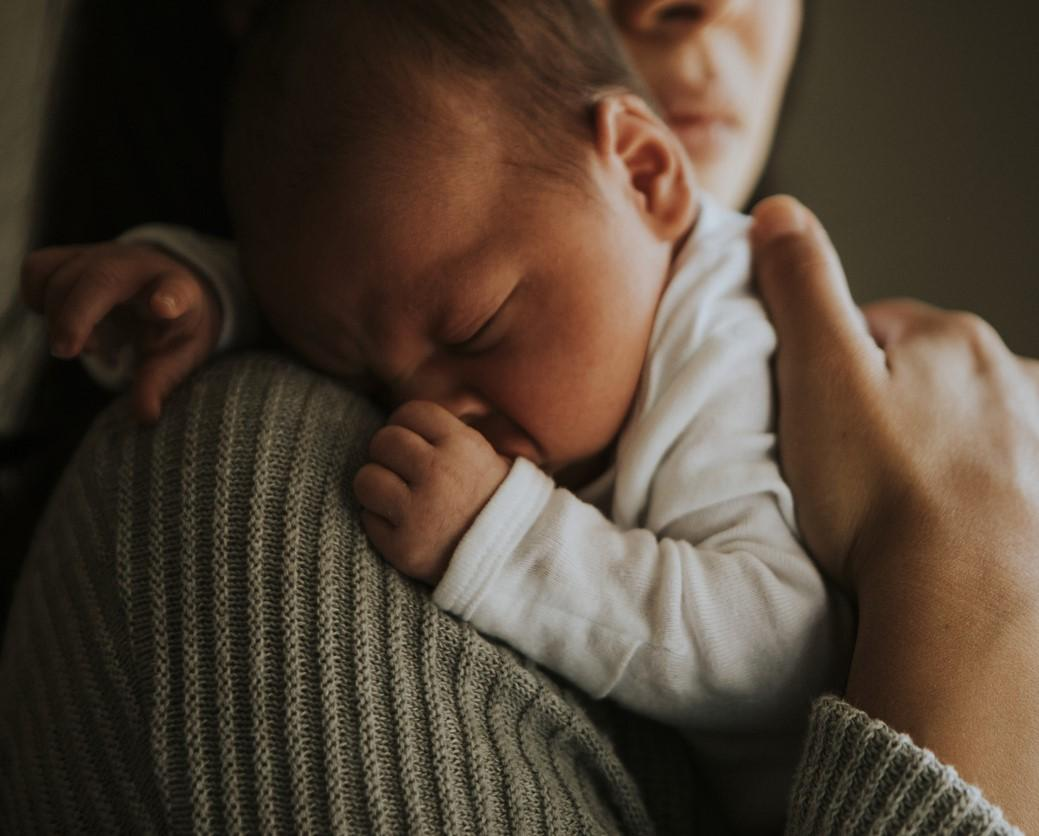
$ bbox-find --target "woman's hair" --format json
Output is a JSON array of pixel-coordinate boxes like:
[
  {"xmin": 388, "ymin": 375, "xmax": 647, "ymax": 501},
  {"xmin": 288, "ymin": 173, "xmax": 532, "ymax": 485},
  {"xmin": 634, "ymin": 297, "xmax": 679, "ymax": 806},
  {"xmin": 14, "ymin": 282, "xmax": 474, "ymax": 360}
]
[{"xmin": 223, "ymin": 0, "xmax": 654, "ymax": 242}]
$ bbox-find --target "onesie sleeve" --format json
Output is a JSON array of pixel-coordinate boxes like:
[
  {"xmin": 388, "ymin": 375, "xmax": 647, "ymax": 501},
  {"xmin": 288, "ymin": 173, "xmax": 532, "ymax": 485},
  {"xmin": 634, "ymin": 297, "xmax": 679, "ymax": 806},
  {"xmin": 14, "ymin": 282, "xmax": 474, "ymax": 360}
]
[
  {"xmin": 440, "ymin": 203, "xmax": 858, "ymax": 830},
  {"xmin": 435, "ymin": 302, "xmax": 850, "ymax": 738},
  {"xmin": 81, "ymin": 225, "xmax": 258, "ymax": 389},
  {"xmin": 434, "ymin": 456, "xmax": 846, "ymax": 736}
]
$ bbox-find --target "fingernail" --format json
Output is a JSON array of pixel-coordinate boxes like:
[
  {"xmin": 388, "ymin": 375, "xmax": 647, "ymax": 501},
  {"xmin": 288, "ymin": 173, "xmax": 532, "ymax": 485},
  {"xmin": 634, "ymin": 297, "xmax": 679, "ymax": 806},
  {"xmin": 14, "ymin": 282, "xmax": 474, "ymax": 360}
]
[
  {"xmin": 154, "ymin": 294, "xmax": 178, "ymax": 315},
  {"xmin": 752, "ymin": 198, "xmax": 807, "ymax": 245}
]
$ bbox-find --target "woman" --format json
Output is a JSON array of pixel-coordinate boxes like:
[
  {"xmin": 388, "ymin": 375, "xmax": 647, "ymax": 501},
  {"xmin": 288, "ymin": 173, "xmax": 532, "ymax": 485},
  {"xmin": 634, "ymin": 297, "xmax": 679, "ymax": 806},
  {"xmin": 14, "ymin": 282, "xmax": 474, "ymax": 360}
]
[{"xmin": 2, "ymin": 0, "xmax": 1037, "ymax": 831}]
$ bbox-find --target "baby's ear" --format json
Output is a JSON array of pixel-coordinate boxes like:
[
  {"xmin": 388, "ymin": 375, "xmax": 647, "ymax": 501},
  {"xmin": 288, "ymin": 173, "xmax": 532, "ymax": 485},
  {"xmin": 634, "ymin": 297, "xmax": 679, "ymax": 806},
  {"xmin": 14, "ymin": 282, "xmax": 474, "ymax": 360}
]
[{"xmin": 592, "ymin": 93, "xmax": 696, "ymax": 243}]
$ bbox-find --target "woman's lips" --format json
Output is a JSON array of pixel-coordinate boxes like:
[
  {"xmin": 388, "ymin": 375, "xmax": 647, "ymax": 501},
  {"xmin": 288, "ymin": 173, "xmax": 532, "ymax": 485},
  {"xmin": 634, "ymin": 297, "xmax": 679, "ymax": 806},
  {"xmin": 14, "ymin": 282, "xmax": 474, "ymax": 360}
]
[{"xmin": 666, "ymin": 111, "xmax": 739, "ymax": 160}]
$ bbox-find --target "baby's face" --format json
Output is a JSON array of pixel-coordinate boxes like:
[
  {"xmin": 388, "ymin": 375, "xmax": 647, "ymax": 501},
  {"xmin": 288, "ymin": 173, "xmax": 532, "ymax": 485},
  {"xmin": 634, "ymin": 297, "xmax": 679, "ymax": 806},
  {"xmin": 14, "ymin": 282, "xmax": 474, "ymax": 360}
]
[{"xmin": 253, "ymin": 103, "xmax": 679, "ymax": 486}]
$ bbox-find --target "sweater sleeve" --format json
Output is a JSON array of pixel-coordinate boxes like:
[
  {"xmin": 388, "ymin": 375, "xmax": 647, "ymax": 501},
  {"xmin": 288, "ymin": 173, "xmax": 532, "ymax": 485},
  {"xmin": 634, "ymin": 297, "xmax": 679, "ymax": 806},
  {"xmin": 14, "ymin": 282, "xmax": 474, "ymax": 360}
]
[
  {"xmin": 0, "ymin": 353, "xmax": 705, "ymax": 835},
  {"xmin": 788, "ymin": 696, "xmax": 1021, "ymax": 835}
]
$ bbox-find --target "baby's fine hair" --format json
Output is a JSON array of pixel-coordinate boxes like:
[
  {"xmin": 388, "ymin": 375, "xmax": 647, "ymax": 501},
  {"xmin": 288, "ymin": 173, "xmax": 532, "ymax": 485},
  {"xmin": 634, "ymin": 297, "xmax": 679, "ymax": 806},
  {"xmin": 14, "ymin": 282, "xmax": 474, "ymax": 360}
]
[{"xmin": 223, "ymin": 0, "xmax": 654, "ymax": 239}]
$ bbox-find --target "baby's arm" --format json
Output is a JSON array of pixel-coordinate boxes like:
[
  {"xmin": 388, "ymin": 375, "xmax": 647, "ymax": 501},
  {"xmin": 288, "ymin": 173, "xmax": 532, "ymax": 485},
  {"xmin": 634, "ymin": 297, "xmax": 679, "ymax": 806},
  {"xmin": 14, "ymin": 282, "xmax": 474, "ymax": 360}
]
[
  {"xmin": 360, "ymin": 394, "xmax": 846, "ymax": 736},
  {"xmin": 433, "ymin": 316, "xmax": 848, "ymax": 736},
  {"xmin": 434, "ymin": 461, "xmax": 845, "ymax": 730},
  {"xmin": 359, "ymin": 386, "xmax": 848, "ymax": 832},
  {"xmin": 21, "ymin": 226, "xmax": 254, "ymax": 422}
]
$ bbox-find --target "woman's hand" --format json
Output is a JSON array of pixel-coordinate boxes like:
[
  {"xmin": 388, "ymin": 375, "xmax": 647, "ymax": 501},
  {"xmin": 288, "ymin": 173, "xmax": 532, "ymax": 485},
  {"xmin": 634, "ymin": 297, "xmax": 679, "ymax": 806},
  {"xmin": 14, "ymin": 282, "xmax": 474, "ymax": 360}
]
[
  {"xmin": 751, "ymin": 195, "xmax": 1039, "ymax": 831},
  {"xmin": 751, "ymin": 196, "xmax": 1039, "ymax": 595}
]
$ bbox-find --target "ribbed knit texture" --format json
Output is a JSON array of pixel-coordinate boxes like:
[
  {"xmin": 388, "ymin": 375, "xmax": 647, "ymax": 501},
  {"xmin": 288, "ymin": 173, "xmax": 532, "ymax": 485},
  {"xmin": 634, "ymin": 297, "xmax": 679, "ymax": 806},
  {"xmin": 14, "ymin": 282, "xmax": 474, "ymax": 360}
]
[
  {"xmin": 786, "ymin": 696, "xmax": 1019, "ymax": 835},
  {"xmin": 0, "ymin": 353, "xmax": 1019, "ymax": 834},
  {"xmin": 0, "ymin": 353, "xmax": 710, "ymax": 835}
]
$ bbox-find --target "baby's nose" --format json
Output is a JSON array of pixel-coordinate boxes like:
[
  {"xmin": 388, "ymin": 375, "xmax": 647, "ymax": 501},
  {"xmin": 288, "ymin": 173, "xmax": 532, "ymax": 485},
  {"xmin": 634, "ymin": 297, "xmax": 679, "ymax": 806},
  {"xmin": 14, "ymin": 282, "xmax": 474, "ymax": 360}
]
[
  {"xmin": 389, "ymin": 380, "xmax": 488, "ymax": 422},
  {"xmin": 387, "ymin": 363, "xmax": 490, "ymax": 424},
  {"xmin": 434, "ymin": 391, "xmax": 491, "ymax": 427}
]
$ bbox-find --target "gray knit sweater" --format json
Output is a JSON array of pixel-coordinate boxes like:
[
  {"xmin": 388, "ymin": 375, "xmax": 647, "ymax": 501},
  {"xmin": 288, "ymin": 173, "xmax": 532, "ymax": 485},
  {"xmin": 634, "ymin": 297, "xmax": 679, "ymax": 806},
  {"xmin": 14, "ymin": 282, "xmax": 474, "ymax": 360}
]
[{"xmin": 0, "ymin": 354, "xmax": 1019, "ymax": 834}]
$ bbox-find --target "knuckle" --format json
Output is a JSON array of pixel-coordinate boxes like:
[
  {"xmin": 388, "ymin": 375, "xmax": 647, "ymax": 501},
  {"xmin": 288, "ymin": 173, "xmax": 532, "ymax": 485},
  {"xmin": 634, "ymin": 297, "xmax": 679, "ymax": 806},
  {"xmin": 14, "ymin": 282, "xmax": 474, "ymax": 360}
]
[
  {"xmin": 389, "ymin": 531, "xmax": 424, "ymax": 569},
  {"xmin": 352, "ymin": 463, "xmax": 380, "ymax": 496},
  {"xmin": 83, "ymin": 263, "xmax": 132, "ymax": 295},
  {"xmin": 952, "ymin": 309, "xmax": 997, "ymax": 340},
  {"xmin": 388, "ymin": 400, "xmax": 425, "ymax": 426},
  {"xmin": 948, "ymin": 310, "xmax": 1004, "ymax": 358},
  {"xmin": 51, "ymin": 308, "xmax": 88, "ymax": 342},
  {"xmin": 371, "ymin": 423, "xmax": 406, "ymax": 453},
  {"xmin": 368, "ymin": 426, "xmax": 391, "ymax": 458}
]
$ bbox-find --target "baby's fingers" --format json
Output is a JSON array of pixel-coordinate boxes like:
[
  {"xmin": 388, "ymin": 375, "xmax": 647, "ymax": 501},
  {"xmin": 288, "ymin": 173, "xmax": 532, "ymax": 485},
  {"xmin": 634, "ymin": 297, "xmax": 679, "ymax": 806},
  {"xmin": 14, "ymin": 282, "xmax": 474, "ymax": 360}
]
[
  {"xmin": 147, "ymin": 271, "xmax": 208, "ymax": 321},
  {"xmin": 20, "ymin": 245, "xmax": 88, "ymax": 312},
  {"xmin": 131, "ymin": 336, "xmax": 213, "ymax": 424},
  {"xmin": 353, "ymin": 463, "xmax": 410, "ymax": 527},
  {"xmin": 44, "ymin": 257, "xmax": 159, "ymax": 358}
]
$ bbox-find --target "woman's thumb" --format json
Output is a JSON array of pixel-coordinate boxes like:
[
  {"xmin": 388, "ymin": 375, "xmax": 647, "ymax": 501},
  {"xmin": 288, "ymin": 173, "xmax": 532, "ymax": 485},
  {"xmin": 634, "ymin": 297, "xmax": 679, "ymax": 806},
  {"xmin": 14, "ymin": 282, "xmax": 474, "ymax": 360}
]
[{"xmin": 751, "ymin": 196, "xmax": 866, "ymax": 367}]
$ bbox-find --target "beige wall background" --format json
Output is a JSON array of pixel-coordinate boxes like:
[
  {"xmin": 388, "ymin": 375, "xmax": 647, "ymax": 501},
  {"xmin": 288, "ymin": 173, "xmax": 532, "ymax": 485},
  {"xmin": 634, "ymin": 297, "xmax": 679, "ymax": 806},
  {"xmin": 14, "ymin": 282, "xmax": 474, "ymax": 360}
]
[
  {"xmin": 768, "ymin": 2, "xmax": 1038, "ymax": 355},
  {"xmin": 1, "ymin": 3, "xmax": 1036, "ymax": 353},
  {"xmin": 0, "ymin": 0, "xmax": 63, "ymax": 430},
  {"xmin": 0, "ymin": 0, "xmax": 63, "ymax": 307}
]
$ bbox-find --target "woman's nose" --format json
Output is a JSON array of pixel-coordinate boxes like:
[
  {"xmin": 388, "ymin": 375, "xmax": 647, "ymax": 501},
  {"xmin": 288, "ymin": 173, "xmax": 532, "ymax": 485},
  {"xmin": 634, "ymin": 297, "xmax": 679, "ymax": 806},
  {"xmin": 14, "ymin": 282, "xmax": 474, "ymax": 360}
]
[{"xmin": 619, "ymin": 0, "xmax": 727, "ymax": 34}]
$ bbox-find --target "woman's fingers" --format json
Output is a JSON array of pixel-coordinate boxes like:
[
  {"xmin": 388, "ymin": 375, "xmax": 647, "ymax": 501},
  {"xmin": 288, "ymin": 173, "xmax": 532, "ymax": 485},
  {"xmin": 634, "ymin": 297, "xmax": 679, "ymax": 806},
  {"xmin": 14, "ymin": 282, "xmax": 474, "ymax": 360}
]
[
  {"xmin": 859, "ymin": 298, "xmax": 939, "ymax": 348},
  {"xmin": 750, "ymin": 195, "xmax": 878, "ymax": 378},
  {"xmin": 864, "ymin": 298, "xmax": 1004, "ymax": 350},
  {"xmin": 1020, "ymin": 356, "xmax": 1039, "ymax": 384}
]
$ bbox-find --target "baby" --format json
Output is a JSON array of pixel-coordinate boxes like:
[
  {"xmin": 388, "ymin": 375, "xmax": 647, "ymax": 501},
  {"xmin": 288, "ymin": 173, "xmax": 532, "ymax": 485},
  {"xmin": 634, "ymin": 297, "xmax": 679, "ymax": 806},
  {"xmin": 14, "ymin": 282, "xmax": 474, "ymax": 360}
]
[{"xmin": 22, "ymin": 0, "xmax": 849, "ymax": 828}]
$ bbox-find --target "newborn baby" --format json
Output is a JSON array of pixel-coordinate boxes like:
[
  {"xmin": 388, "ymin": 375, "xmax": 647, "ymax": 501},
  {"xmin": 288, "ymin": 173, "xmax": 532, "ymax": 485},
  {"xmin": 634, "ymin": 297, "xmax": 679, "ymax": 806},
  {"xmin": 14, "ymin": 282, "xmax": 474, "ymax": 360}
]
[{"xmin": 22, "ymin": 0, "xmax": 850, "ymax": 828}]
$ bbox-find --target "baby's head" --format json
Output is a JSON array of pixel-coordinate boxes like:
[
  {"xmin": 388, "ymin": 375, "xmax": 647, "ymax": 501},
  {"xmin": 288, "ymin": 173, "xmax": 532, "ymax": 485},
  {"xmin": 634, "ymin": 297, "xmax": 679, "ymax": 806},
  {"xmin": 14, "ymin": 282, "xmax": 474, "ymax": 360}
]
[{"xmin": 224, "ymin": 0, "xmax": 697, "ymax": 484}]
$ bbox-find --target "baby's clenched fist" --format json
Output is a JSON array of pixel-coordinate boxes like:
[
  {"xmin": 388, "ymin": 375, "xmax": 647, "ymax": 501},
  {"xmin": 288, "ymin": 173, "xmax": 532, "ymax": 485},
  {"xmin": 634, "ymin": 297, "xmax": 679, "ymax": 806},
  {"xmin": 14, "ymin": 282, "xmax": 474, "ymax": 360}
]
[{"xmin": 353, "ymin": 400, "xmax": 510, "ymax": 584}]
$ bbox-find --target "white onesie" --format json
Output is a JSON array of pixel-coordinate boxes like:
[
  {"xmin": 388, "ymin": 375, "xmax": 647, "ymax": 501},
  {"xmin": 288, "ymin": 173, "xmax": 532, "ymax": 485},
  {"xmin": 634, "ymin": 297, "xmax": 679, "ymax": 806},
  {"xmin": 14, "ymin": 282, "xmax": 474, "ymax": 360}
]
[{"xmin": 121, "ymin": 195, "xmax": 852, "ymax": 830}]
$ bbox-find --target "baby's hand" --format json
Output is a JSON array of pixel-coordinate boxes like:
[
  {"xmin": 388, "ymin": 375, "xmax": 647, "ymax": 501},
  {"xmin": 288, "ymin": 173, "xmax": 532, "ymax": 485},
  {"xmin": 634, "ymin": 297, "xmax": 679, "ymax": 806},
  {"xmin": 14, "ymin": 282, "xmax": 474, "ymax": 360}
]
[
  {"xmin": 21, "ymin": 241, "xmax": 222, "ymax": 423},
  {"xmin": 353, "ymin": 401, "xmax": 510, "ymax": 585}
]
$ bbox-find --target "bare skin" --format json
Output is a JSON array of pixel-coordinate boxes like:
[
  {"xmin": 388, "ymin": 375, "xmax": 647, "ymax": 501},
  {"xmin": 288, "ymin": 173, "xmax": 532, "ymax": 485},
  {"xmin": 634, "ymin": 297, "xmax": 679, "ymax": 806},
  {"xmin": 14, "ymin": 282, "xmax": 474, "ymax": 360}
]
[
  {"xmin": 20, "ymin": 241, "xmax": 221, "ymax": 423},
  {"xmin": 247, "ymin": 89, "xmax": 698, "ymax": 583},
  {"xmin": 22, "ymin": 86, "xmax": 698, "ymax": 583},
  {"xmin": 20, "ymin": 2, "xmax": 1039, "ymax": 825},
  {"xmin": 754, "ymin": 195, "xmax": 1039, "ymax": 831}
]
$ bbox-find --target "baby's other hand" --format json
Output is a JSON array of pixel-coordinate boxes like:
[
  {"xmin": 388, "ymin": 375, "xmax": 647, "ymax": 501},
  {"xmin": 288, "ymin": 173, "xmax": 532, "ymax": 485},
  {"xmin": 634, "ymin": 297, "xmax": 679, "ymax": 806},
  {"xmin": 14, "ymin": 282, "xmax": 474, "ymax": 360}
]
[
  {"xmin": 353, "ymin": 400, "xmax": 510, "ymax": 585},
  {"xmin": 21, "ymin": 241, "xmax": 223, "ymax": 424}
]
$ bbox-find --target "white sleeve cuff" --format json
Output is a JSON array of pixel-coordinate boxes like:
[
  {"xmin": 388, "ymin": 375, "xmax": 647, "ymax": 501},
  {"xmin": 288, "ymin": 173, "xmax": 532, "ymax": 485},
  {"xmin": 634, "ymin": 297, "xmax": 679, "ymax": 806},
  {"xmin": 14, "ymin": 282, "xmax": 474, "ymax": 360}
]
[{"xmin": 433, "ymin": 456, "xmax": 554, "ymax": 619}]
